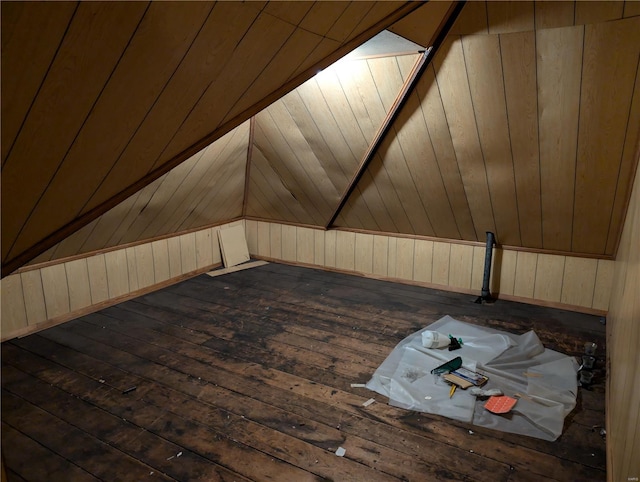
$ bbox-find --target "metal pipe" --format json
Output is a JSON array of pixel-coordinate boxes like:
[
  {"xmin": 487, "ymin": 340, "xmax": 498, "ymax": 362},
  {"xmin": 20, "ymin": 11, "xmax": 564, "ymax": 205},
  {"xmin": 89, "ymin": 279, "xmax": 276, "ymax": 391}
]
[{"xmin": 475, "ymin": 231, "xmax": 496, "ymax": 304}]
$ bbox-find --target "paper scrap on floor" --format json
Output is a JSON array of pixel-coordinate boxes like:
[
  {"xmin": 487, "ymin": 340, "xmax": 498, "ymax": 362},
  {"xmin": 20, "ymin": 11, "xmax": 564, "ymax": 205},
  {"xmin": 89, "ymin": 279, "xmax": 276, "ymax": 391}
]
[{"xmin": 366, "ymin": 315, "xmax": 579, "ymax": 441}]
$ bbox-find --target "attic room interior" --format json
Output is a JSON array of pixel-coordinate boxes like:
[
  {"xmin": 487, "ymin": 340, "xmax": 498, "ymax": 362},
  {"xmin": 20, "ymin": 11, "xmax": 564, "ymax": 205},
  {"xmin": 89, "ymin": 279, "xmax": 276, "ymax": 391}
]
[{"xmin": 1, "ymin": 1, "xmax": 639, "ymax": 480}]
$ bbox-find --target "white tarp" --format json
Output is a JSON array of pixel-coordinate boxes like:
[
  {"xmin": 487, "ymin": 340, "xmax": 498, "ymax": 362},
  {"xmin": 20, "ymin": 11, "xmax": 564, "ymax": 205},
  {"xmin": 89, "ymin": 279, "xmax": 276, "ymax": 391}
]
[{"xmin": 366, "ymin": 316, "xmax": 579, "ymax": 441}]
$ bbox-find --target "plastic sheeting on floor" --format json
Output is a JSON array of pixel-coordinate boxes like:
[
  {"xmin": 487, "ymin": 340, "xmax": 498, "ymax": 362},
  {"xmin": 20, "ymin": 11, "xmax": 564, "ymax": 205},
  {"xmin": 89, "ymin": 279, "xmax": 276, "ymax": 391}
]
[{"xmin": 366, "ymin": 316, "xmax": 579, "ymax": 441}]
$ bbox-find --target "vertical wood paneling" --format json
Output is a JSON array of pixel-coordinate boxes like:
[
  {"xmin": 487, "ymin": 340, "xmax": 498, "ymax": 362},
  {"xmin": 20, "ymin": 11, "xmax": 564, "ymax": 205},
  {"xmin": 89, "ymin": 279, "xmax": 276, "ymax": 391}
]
[
  {"xmin": 418, "ymin": 66, "xmax": 476, "ymax": 240},
  {"xmin": 450, "ymin": 1, "xmax": 488, "ymax": 35},
  {"xmin": 413, "ymin": 239, "xmax": 433, "ymax": 283},
  {"xmin": 534, "ymin": 254, "xmax": 565, "ymax": 302},
  {"xmin": 575, "ymin": 1, "xmax": 624, "ymax": 24},
  {"xmin": 387, "ymin": 236, "xmax": 398, "ymax": 278},
  {"xmin": 492, "ymin": 249, "xmax": 517, "ymax": 296},
  {"xmin": 87, "ymin": 254, "xmax": 109, "ymax": 304},
  {"xmin": 537, "ymin": 26, "xmax": 583, "ymax": 251},
  {"xmin": 245, "ymin": 220, "xmax": 258, "ymax": 256},
  {"xmin": 324, "ymin": 230, "xmax": 336, "ymax": 268},
  {"xmin": 354, "ymin": 233, "xmax": 374, "ymax": 275},
  {"xmin": 179, "ymin": 232, "xmax": 197, "ymax": 274},
  {"xmin": 561, "ymin": 257, "xmax": 598, "ymax": 307},
  {"xmin": 269, "ymin": 223, "xmax": 283, "ymax": 260},
  {"xmin": 335, "ymin": 231, "xmax": 355, "ymax": 271},
  {"xmin": 64, "ymin": 258, "xmax": 92, "ymax": 312},
  {"xmin": 2, "ymin": 2, "xmax": 148, "ymax": 262},
  {"xmin": 463, "ymin": 34, "xmax": 520, "ymax": 246},
  {"xmin": 167, "ymin": 237, "xmax": 182, "ymax": 278},
  {"xmin": 434, "ymin": 37, "xmax": 495, "ymax": 238},
  {"xmin": 195, "ymin": 229, "xmax": 214, "ymax": 269},
  {"xmin": 395, "ymin": 238, "xmax": 415, "ymax": 280},
  {"xmin": 1, "ymin": 275, "xmax": 27, "ymax": 333},
  {"xmin": 471, "ymin": 246, "xmax": 486, "ymax": 291},
  {"xmin": 296, "ymin": 227, "xmax": 314, "ymax": 264},
  {"xmin": 125, "ymin": 247, "xmax": 140, "ymax": 292},
  {"xmin": 257, "ymin": 221, "xmax": 271, "ymax": 257},
  {"xmin": 151, "ymin": 239, "xmax": 171, "ymax": 284},
  {"xmin": 314, "ymin": 229, "xmax": 325, "ymax": 266},
  {"xmin": 104, "ymin": 250, "xmax": 129, "ymax": 299},
  {"xmin": 372, "ymin": 235, "xmax": 389, "ymax": 276},
  {"xmin": 449, "ymin": 244, "xmax": 473, "ymax": 289},
  {"xmin": 487, "ymin": 1, "xmax": 534, "ymax": 34},
  {"xmin": 281, "ymin": 224, "xmax": 297, "ymax": 262},
  {"xmin": 593, "ymin": 260, "xmax": 614, "ymax": 311},
  {"xmin": 1, "ymin": 1, "xmax": 77, "ymax": 163},
  {"xmin": 432, "ymin": 242, "xmax": 451, "ymax": 285},
  {"xmin": 624, "ymin": 0, "xmax": 640, "ymax": 17},
  {"xmin": 20, "ymin": 270, "xmax": 47, "ymax": 325},
  {"xmin": 534, "ymin": 2, "xmax": 575, "ymax": 30},
  {"xmin": 607, "ymin": 160, "xmax": 640, "ymax": 482},
  {"xmin": 501, "ymin": 30, "xmax": 542, "ymax": 248},
  {"xmin": 513, "ymin": 251, "xmax": 538, "ymax": 298},
  {"xmin": 572, "ymin": 18, "xmax": 640, "ymax": 254}
]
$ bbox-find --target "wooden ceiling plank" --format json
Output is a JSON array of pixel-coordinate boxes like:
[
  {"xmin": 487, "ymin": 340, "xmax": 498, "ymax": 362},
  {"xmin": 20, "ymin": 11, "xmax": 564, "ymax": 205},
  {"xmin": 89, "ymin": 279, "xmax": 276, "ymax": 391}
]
[
  {"xmin": 263, "ymin": 1, "xmax": 314, "ymax": 26},
  {"xmin": 280, "ymin": 90, "xmax": 351, "ymax": 193},
  {"xmin": 158, "ymin": 12, "xmax": 298, "ymax": 169},
  {"xmin": 534, "ymin": 1, "xmax": 575, "ymax": 30},
  {"xmin": 575, "ymin": 1, "xmax": 624, "ymax": 25},
  {"xmin": 247, "ymin": 150, "xmax": 314, "ymax": 224},
  {"xmin": 152, "ymin": 125, "xmax": 248, "ymax": 236},
  {"xmin": 254, "ymin": 111, "xmax": 330, "ymax": 224},
  {"xmin": 299, "ymin": 1, "xmax": 351, "ymax": 38},
  {"xmin": 325, "ymin": 2, "xmax": 376, "ymax": 43},
  {"xmin": 537, "ymin": 25, "xmax": 583, "ymax": 252},
  {"xmin": 416, "ymin": 65, "xmax": 476, "ymax": 241},
  {"xmin": 12, "ymin": 2, "xmax": 215, "ymax": 265},
  {"xmin": 328, "ymin": 1, "xmax": 465, "ymax": 231},
  {"xmin": 1, "ymin": 1, "xmax": 77, "ymax": 165},
  {"xmin": 262, "ymin": 102, "xmax": 341, "ymax": 214},
  {"xmin": 449, "ymin": 1, "xmax": 488, "ymax": 35},
  {"xmin": 82, "ymin": 2, "xmax": 263, "ymax": 215},
  {"xmin": 1, "ymin": 1, "xmax": 149, "ymax": 264},
  {"xmin": 462, "ymin": 34, "xmax": 521, "ymax": 246},
  {"xmin": 220, "ymin": 28, "xmax": 325, "ymax": 127},
  {"xmin": 624, "ymin": 0, "xmax": 640, "ymax": 18},
  {"xmin": 242, "ymin": 117, "xmax": 256, "ymax": 218},
  {"xmin": 389, "ymin": 1, "xmax": 454, "ymax": 47},
  {"xmin": 572, "ymin": 18, "xmax": 640, "ymax": 254},
  {"xmin": 170, "ymin": 131, "xmax": 249, "ymax": 234},
  {"xmin": 500, "ymin": 31, "xmax": 543, "ymax": 248},
  {"xmin": 393, "ymin": 88, "xmax": 459, "ymax": 239},
  {"xmin": 486, "ymin": 1, "xmax": 534, "ymax": 35},
  {"xmin": 433, "ymin": 36, "xmax": 495, "ymax": 239},
  {"xmin": 606, "ymin": 57, "xmax": 640, "ymax": 255}
]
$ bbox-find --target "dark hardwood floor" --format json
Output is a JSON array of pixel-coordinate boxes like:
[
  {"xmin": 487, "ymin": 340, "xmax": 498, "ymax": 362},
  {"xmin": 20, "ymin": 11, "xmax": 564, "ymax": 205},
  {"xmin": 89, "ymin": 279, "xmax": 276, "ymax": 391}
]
[{"xmin": 1, "ymin": 262, "xmax": 607, "ymax": 481}]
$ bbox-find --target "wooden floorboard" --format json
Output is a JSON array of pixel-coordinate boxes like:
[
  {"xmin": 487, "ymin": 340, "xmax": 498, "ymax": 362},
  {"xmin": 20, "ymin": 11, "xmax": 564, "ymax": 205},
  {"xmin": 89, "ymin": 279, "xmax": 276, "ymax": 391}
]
[{"xmin": 2, "ymin": 262, "xmax": 606, "ymax": 481}]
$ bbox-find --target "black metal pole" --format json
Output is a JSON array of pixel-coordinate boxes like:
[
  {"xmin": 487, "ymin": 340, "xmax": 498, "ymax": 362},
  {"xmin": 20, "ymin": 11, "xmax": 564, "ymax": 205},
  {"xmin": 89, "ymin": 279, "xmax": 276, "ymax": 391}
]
[{"xmin": 475, "ymin": 231, "xmax": 496, "ymax": 304}]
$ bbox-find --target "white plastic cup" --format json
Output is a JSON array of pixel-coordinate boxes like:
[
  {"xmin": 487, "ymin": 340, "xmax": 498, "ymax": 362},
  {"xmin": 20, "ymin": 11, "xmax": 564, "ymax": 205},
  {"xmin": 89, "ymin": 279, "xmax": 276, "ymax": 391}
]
[{"xmin": 422, "ymin": 331, "xmax": 450, "ymax": 349}]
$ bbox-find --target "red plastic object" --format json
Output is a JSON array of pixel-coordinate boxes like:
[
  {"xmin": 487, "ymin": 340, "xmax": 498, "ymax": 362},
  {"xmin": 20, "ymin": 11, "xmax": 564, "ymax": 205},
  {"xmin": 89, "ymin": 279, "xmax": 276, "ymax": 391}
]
[{"xmin": 484, "ymin": 396, "xmax": 517, "ymax": 414}]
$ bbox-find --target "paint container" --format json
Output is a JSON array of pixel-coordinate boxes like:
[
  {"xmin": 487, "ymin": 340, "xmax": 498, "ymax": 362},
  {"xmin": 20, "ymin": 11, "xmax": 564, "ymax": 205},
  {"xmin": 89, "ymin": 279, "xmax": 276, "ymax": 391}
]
[
  {"xmin": 584, "ymin": 342, "xmax": 597, "ymax": 356},
  {"xmin": 580, "ymin": 370, "xmax": 594, "ymax": 385},
  {"xmin": 422, "ymin": 331, "xmax": 450, "ymax": 349},
  {"xmin": 582, "ymin": 355, "xmax": 596, "ymax": 369}
]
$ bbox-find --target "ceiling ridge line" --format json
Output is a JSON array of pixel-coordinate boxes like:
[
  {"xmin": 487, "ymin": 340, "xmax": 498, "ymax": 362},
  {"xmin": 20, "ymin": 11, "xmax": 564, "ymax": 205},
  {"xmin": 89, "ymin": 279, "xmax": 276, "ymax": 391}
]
[{"xmin": 324, "ymin": 1, "xmax": 467, "ymax": 230}]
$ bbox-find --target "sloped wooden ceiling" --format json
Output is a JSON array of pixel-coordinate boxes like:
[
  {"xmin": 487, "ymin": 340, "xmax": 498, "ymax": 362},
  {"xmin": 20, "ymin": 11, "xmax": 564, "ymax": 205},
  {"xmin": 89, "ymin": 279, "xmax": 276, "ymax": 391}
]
[{"xmin": 1, "ymin": 0, "xmax": 420, "ymax": 275}]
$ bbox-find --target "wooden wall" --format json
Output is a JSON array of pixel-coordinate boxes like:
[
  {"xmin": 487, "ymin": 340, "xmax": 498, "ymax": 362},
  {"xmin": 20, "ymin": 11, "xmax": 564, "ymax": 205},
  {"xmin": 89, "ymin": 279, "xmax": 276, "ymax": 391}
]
[
  {"xmin": 245, "ymin": 220, "xmax": 613, "ymax": 314},
  {"xmin": 0, "ymin": 220, "xmax": 243, "ymax": 341},
  {"xmin": 606, "ymin": 161, "xmax": 640, "ymax": 482}
]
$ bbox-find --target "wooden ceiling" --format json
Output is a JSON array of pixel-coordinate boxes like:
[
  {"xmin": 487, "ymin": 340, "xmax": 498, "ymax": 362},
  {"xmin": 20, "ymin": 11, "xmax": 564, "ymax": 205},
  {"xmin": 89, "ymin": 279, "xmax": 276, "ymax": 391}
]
[
  {"xmin": 4, "ymin": 1, "xmax": 640, "ymax": 273},
  {"xmin": 1, "ymin": 0, "xmax": 419, "ymax": 275}
]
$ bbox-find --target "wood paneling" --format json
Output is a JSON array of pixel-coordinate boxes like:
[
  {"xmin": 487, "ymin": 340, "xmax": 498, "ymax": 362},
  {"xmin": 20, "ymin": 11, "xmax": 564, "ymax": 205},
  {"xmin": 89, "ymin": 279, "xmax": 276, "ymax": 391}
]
[
  {"xmin": 537, "ymin": 26, "xmax": 583, "ymax": 252},
  {"xmin": 1, "ymin": 222, "xmax": 239, "ymax": 341},
  {"xmin": 572, "ymin": 18, "xmax": 640, "ymax": 253},
  {"xmin": 244, "ymin": 222, "xmax": 614, "ymax": 314},
  {"xmin": 2, "ymin": 1, "xmax": 416, "ymax": 274},
  {"xmin": 607, "ymin": 161, "xmax": 640, "ymax": 482},
  {"xmin": 388, "ymin": 1, "xmax": 453, "ymax": 47}
]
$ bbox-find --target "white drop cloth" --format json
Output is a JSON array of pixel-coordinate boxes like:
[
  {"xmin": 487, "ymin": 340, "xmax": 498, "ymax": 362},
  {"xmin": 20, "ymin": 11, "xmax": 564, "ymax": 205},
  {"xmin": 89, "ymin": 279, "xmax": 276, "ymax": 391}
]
[{"xmin": 366, "ymin": 315, "xmax": 579, "ymax": 441}]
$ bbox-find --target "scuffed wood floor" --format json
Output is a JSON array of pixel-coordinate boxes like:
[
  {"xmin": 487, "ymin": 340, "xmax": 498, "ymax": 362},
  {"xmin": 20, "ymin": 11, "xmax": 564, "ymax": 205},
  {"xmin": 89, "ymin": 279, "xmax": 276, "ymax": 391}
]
[{"xmin": 1, "ymin": 262, "xmax": 607, "ymax": 481}]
